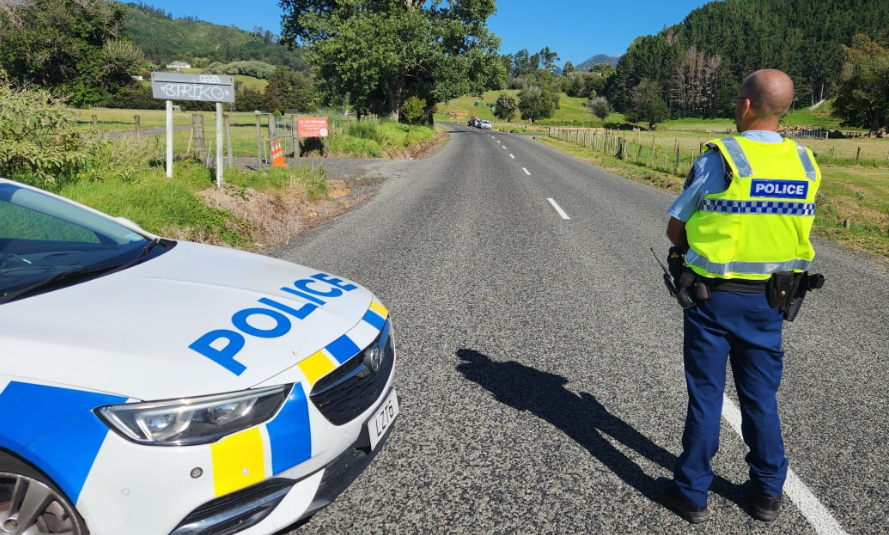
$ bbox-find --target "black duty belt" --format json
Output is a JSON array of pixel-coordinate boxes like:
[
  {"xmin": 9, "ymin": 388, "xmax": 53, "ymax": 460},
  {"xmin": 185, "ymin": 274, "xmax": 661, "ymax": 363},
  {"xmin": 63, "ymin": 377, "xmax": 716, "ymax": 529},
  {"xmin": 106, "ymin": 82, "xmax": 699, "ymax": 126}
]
[{"xmin": 703, "ymin": 278, "xmax": 767, "ymax": 293}]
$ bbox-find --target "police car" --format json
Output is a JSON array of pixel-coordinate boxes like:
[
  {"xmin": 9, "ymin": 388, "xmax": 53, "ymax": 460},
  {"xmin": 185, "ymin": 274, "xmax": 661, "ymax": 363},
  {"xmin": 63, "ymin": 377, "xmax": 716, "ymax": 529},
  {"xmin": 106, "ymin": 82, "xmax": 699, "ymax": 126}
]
[{"xmin": 0, "ymin": 178, "xmax": 398, "ymax": 534}]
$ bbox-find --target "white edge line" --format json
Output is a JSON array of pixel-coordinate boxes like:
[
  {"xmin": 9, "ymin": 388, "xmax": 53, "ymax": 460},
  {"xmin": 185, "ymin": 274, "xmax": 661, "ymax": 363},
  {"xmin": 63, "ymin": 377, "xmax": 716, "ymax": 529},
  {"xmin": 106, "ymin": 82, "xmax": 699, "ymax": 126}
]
[
  {"xmin": 721, "ymin": 395, "xmax": 847, "ymax": 535},
  {"xmin": 547, "ymin": 198, "xmax": 570, "ymax": 220},
  {"xmin": 522, "ymin": 168, "xmax": 531, "ymax": 175}
]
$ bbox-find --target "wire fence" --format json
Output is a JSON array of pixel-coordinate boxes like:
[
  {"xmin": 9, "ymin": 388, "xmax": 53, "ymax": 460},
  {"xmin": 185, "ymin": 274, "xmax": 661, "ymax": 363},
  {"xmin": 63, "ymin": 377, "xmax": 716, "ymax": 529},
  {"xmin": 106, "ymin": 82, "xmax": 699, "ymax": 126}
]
[{"xmin": 548, "ymin": 127, "xmax": 889, "ymax": 172}]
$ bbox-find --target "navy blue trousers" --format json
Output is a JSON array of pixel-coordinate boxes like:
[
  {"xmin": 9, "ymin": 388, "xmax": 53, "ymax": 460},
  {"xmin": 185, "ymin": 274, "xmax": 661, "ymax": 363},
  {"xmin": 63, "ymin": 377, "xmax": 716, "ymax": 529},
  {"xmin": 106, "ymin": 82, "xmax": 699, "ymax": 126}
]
[{"xmin": 673, "ymin": 290, "xmax": 788, "ymax": 507}]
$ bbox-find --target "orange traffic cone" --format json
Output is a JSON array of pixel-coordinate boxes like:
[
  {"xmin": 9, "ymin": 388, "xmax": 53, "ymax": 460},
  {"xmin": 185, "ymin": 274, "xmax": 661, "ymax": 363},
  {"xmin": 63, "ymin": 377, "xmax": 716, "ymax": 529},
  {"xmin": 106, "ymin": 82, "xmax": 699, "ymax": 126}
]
[{"xmin": 270, "ymin": 140, "xmax": 286, "ymax": 167}]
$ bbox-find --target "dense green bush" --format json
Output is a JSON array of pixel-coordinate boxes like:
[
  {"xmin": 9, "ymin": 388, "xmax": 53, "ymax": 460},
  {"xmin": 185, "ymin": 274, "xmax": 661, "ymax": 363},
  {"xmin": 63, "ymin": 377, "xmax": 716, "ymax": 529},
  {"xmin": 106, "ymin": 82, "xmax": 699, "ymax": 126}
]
[
  {"xmin": 0, "ymin": 84, "xmax": 93, "ymax": 189},
  {"xmin": 111, "ymin": 83, "xmax": 165, "ymax": 110},
  {"xmin": 401, "ymin": 96, "xmax": 427, "ymax": 126},
  {"xmin": 206, "ymin": 61, "xmax": 278, "ymax": 80}
]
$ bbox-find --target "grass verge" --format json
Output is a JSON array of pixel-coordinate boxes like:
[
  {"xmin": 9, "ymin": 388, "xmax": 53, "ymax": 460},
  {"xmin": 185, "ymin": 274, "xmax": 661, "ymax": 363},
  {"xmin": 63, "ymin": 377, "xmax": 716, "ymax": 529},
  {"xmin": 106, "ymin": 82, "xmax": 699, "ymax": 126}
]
[{"xmin": 58, "ymin": 157, "xmax": 365, "ymax": 253}]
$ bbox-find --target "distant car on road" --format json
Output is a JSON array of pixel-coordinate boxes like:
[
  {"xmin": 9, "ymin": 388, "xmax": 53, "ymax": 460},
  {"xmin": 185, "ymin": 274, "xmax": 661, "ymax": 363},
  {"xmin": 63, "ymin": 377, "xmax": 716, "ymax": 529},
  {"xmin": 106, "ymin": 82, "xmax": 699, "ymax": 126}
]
[
  {"xmin": 0, "ymin": 177, "xmax": 399, "ymax": 535},
  {"xmin": 479, "ymin": 119, "xmax": 492, "ymax": 130}
]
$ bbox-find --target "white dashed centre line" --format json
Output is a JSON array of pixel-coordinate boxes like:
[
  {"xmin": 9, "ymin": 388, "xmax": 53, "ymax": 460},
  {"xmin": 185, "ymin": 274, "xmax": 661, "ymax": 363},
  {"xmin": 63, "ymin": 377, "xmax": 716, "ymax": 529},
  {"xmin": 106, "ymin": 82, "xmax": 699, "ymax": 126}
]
[
  {"xmin": 547, "ymin": 198, "xmax": 570, "ymax": 220},
  {"xmin": 721, "ymin": 395, "xmax": 848, "ymax": 535},
  {"xmin": 510, "ymin": 154, "xmax": 515, "ymax": 159},
  {"xmin": 522, "ymin": 168, "xmax": 531, "ymax": 175}
]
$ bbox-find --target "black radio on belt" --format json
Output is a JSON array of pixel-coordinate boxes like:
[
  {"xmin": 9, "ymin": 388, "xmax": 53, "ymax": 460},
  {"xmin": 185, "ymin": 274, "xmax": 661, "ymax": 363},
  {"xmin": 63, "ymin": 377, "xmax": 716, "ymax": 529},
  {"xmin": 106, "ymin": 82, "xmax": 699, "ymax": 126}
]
[{"xmin": 651, "ymin": 247, "xmax": 697, "ymax": 309}]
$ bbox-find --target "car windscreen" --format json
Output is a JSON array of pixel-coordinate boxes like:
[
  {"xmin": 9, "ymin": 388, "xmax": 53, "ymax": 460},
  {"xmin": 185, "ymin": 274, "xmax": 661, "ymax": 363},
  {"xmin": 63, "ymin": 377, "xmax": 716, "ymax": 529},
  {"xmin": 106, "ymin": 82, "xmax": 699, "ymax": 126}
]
[{"xmin": 0, "ymin": 183, "xmax": 166, "ymax": 301}]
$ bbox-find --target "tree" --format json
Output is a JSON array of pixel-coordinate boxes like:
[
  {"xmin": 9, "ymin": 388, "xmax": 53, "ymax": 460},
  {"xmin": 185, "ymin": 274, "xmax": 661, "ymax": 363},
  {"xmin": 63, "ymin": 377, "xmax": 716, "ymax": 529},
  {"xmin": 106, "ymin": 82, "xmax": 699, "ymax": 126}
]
[
  {"xmin": 512, "ymin": 49, "xmax": 534, "ymax": 77},
  {"xmin": 263, "ymin": 67, "xmax": 316, "ymax": 113},
  {"xmin": 587, "ymin": 96, "xmax": 612, "ymax": 121},
  {"xmin": 538, "ymin": 46, "xmax": 560, "ymax": 73},
  {"xmin": 668, "ymin": 45, "xmax": 723, "ymax": 118},
  {"xmin": 516, "ymin": 68, "xmax": 562, "ymax": 122},
  {"xmin": 279, "ymin": 0, "xmax": 505, "ymax": 120},
  {"xmin": 833, "ymin": 34, "xmax": 889, "ymax": 134},
  {"xmin": 0, "ymin": 0, "xmax": 141, "ymax": 107},
  {"xmin": 624, "ymin": 78, "xmax": 669, "ymax": 130},
  {"xmin": 235, "ymin": 85, "xmax": 265, "ymax": 112},
  {"xmin": 518, "ymin": 87, "xmax": 559, "ymax": 122},
  {"xmin": 494, "ymin": 93, "xmax": 518, "ymax": 121}
]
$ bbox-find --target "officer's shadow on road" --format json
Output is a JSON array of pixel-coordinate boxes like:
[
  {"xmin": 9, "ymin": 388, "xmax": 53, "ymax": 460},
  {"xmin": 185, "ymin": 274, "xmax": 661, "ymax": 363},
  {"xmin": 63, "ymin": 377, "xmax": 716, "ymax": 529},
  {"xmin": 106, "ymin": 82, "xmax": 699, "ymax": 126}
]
[{"xmin": 455, "ymin": 348, "xmax": 745, "ymax": 509}]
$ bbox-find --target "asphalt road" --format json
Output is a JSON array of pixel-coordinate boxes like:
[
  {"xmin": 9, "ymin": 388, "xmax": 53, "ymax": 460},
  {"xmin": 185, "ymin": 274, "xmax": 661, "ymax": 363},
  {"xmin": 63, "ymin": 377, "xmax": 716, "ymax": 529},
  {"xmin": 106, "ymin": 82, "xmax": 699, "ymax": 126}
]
[{"xmin": 274, "ymin": 124, "xmax": 889, "ymax": 534}]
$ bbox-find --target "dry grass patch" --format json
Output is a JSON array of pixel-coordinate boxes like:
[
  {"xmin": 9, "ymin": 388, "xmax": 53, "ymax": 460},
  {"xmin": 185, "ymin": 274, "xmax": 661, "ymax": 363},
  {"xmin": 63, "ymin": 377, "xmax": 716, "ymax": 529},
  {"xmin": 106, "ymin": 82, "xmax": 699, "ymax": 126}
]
[{"xmin": 197, "ymin": 179, "xmax": 359, "ymax": 252}]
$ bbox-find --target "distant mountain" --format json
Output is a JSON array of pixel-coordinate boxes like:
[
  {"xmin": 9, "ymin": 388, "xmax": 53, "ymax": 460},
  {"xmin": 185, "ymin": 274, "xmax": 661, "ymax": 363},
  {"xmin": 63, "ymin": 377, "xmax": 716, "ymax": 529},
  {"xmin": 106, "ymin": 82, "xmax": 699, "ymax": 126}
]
[{"xmin": 576, "ymin": 54, "xmax": 620, "ymax": 71}]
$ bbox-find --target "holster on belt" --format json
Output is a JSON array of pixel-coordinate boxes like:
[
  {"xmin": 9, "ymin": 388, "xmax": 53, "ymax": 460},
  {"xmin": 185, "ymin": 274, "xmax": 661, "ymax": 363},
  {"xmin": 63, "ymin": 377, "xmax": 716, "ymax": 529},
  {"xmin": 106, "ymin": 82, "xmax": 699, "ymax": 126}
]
[
  {"xmin": 678, "ymin": 269, "xmax": 711, "ymax": 303},
  {"xmin": 767, "ymin": 271, "xmax": 825, "ymax": 322}
]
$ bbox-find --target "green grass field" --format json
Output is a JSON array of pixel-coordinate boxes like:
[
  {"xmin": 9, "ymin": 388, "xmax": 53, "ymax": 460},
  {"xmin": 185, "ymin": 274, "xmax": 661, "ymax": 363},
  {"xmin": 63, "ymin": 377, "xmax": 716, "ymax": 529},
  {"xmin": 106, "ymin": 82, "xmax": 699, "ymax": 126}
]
[{"xmin": 435, "ymin": 90, "xmax": 619, "ymax": 128}]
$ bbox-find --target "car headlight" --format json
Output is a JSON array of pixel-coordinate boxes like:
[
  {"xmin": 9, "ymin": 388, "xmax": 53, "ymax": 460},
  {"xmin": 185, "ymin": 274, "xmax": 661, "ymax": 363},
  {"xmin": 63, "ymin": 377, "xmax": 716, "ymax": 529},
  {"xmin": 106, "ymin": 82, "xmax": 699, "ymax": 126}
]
[{"xmin": 96, "ymin": 385, "xmax": 290, "ymax": 446}]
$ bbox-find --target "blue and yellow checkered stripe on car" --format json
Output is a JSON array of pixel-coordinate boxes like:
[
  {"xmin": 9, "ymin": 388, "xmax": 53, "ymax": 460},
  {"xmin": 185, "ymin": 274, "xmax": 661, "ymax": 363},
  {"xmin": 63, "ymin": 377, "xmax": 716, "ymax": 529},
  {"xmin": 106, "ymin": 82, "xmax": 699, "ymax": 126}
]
[
  {"xmin": 211, "ymin": 299, "xmax": 390, "ymax": 496},
  {"xmin": 296, "ymin": 299, "xmax": 388, "ymax": 386}
]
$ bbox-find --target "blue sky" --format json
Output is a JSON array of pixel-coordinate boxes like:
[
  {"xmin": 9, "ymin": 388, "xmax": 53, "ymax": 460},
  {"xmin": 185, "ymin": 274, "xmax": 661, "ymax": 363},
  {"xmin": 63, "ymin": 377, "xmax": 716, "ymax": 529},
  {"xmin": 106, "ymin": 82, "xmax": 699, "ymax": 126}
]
[{"xmin": 139, "ymin": 0, "xmax": 715, "ymax": 65}]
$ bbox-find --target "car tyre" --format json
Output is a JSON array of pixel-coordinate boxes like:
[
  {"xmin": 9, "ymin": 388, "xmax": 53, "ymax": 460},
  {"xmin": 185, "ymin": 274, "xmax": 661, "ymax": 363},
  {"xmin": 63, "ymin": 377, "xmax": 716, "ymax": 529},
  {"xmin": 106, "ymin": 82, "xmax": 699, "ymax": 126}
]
[{"xmin": 0, "ymin": 453, "xmax": 88, "ymax": 534}]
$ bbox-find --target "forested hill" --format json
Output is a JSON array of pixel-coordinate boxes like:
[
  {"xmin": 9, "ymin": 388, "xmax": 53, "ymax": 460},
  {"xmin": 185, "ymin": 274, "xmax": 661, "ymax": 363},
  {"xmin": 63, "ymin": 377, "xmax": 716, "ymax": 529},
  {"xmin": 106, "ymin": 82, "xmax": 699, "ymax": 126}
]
[
  {"xmin": 611, "ymin": 0, "xmax": 889, "ymax": 118},
  {"xmin": 577, "ymin": 55, "xmax": 620, "ymax": 71},
  {"xmin": 114, "ymin": 1, "xmax": 307, "ymax": 72}
]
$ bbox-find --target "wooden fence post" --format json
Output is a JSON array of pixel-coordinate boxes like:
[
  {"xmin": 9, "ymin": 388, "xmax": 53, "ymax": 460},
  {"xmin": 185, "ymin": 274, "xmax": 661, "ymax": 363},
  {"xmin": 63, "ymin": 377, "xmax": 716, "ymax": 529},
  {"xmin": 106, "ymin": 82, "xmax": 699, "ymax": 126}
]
[
  {"xmin": 255, "ymin": 113, "xmax": 263, "ymax": 169},
  {"xmin": 674, "ymin": 142, "xmax": 681, "ymax": 173},
  {"xmin": 291, "ymin": 115, "xmax": 299, "ymax": 157},
  {"xmin": 192, "ymin": 114, "xmax": 205, "ymax": 163},
  {"xmin": 224, "ymin": 114, "xmax": 233, "ymax": 167},
  {"xmin": 268, "ymin": 114, "xmax": 277, "ymax": 143}
]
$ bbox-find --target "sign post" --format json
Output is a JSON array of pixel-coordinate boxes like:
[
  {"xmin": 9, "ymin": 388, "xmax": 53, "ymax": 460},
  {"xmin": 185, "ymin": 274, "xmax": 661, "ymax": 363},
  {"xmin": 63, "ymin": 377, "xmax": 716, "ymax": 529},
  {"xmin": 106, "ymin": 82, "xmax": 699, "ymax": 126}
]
[
  {"xmin": 151, "ymin": 73, "xmax": 235, "ymax": 185},
  {"xmin": 297, "ymin": 117, "xmax": 330, "ymax": 157},
  {"xmin": 165, "ymin": 100, "xmax": 173, "ymax": 178}
]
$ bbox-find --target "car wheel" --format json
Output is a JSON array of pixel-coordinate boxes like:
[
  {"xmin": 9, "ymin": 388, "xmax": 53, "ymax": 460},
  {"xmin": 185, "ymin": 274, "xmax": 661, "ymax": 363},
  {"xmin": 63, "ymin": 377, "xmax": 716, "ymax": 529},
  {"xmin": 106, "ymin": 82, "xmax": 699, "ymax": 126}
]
[{"xmin": 0, "ymin": 454, "xmax": 88, "ymax": 534}]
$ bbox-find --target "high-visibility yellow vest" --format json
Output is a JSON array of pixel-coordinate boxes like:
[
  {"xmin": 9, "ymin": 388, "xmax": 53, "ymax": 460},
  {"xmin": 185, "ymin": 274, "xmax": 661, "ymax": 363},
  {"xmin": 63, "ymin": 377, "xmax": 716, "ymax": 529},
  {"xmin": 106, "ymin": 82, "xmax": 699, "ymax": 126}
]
[{"xmin": 685, "ymin": 136, "xmax": 821, "ymax": 281}]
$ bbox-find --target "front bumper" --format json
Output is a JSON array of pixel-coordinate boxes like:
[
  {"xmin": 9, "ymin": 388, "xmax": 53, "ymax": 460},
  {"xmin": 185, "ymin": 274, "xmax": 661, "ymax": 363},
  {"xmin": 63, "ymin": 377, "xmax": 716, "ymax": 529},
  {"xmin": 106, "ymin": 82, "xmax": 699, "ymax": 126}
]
[
  {"xmin": 169, "ymin": 402, "xmax": 397, "ymax": 535},
  {"xmin": 72, "ymin": 318, "xmax": 397, "ymax": 535}
]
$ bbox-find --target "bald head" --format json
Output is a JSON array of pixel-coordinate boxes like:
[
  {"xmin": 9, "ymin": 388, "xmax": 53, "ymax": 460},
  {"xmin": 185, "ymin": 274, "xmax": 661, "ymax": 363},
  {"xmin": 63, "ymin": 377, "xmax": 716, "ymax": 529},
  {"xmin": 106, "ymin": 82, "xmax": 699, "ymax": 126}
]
[
  {"xmin": 735, "ymin": 69, "xmax": 794, "ymax": 132},
  {"xmin": 743, "ymin": 70, "xmax": 794, "ymax": 117}
]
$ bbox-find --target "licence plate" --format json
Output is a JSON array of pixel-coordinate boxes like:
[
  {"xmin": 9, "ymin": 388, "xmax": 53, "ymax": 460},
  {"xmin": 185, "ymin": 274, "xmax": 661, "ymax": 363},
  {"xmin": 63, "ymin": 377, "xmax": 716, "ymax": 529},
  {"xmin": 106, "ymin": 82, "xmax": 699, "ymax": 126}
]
[{"xmin": 367, "ymin": 388, "xmax": 399, "ymax": 450}]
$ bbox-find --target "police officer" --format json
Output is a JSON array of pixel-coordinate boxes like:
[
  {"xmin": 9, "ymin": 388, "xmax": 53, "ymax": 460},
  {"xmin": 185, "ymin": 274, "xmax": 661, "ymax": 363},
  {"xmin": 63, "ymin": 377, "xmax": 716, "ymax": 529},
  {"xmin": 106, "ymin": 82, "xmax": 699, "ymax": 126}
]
[{"xmin": 654, "ymin": 69, "xmax": 821, "ymax": 523}]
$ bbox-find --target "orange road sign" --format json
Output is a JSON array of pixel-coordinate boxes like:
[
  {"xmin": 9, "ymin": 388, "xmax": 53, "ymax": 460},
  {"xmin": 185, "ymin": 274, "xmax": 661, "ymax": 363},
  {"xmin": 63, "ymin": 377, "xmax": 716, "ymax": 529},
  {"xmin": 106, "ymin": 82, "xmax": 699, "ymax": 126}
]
[{"xmin": 297, "ymin": 117, "xmax": 329, "ymax": 138}]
